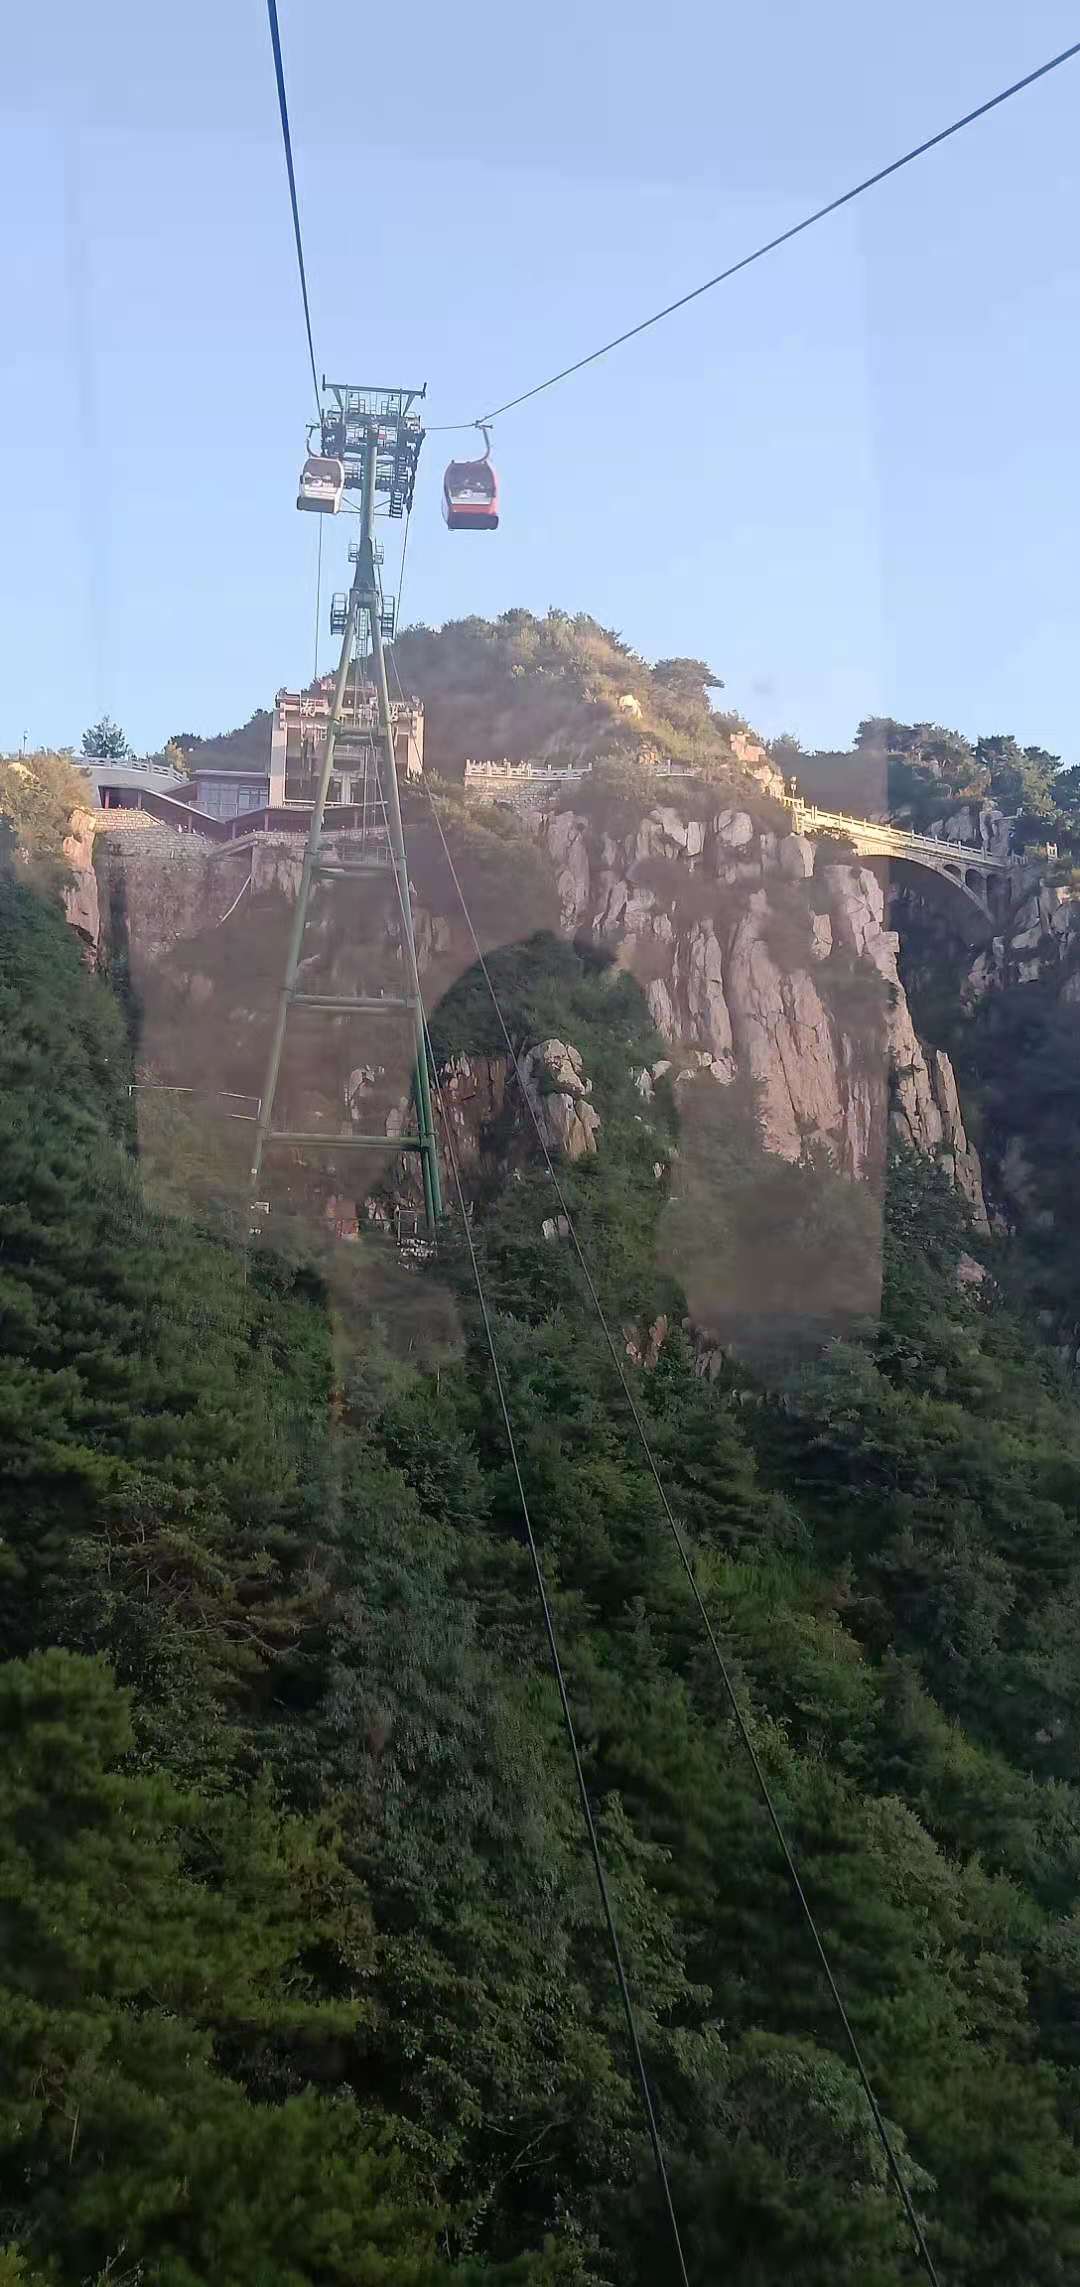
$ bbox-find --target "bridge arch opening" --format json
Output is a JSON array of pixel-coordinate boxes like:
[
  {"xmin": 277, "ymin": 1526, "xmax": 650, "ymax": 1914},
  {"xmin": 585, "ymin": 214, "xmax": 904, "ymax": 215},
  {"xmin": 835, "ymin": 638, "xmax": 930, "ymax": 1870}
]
[{"xmin": 883, "ymin": 855, "xmax": 996, "ymax": 945}]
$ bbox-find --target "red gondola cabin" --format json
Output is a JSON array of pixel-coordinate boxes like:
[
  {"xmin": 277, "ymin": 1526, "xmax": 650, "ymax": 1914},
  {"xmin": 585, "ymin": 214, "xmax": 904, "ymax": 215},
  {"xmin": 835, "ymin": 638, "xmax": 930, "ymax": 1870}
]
[{"xmin": 443, "ymin": 453, "xmax": 499, "ymax": 531}]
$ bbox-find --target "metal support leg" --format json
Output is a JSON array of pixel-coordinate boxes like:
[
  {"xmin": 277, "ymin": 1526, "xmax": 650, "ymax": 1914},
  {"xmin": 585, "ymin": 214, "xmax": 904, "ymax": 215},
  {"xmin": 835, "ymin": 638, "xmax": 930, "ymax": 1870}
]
[
  {"xmin": 251, "ymin": 555, "xmax": 366, "ymax": 1189},
  {"xmin": 360, "ymin": 436, "xmax": 443, "ymax": 1229}
]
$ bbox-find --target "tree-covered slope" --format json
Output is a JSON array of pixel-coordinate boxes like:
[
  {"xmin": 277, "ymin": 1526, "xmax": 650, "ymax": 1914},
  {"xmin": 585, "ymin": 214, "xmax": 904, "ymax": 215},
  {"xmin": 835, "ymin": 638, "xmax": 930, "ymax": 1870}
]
[
  {"xmin": 4, "ymin": 875, "xmax": 1080, "ymax": 2283},
  {"xmin": 392, "ymin": 609, "xmax": 765, "ymax": 784}
]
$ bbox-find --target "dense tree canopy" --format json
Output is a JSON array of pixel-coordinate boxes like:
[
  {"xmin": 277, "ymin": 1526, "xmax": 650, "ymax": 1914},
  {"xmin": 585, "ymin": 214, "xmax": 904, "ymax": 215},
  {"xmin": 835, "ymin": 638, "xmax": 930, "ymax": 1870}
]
[
  {"xmin": 794, "ymin": 715, "xmax": 1079, "ymax": 844},
  {"xmin": 4, "ymin": 867, "xmax": 1080, "ymax": 2284},
  {"xmin": 80, "ymin": 715, "xmax": 131, "ymax": 760},
  {"xmin": 0, "ymin": 749, "xmax": 89, "ymax": 869}
]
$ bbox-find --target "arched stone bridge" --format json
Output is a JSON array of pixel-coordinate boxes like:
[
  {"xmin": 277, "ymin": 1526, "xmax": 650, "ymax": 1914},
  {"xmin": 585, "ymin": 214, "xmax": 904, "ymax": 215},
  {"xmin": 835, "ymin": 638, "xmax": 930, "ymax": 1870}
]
[
  {"xmin": 780, "ymin": 797, "xmax": 1042, "ymax": 916},
  {"xmin": 463, "ymin": 760, "xmax": 1048, "ymax": 917}
]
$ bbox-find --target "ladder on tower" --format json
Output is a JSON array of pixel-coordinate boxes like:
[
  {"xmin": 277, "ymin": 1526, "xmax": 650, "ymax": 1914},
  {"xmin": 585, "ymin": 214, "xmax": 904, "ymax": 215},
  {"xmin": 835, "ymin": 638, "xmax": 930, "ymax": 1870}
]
[{"xmin": 250, "ymin": 400, "xmax": 441, "ymax": 1235}]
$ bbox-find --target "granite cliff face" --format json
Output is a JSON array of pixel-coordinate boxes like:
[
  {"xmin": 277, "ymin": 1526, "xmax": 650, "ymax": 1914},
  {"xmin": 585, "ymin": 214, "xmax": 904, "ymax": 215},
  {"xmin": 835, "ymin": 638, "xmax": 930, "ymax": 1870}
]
[
  {"xmin": 85, "ymin": 785, "xmax": 993, "ymax": 1240},
  {"xmin": 530, "ymin": 798, "xmax": 987, "ymax": 1226},
  {"xmin": 965, "ymin": 874, "xmax": 1080, "ymax": 999}
]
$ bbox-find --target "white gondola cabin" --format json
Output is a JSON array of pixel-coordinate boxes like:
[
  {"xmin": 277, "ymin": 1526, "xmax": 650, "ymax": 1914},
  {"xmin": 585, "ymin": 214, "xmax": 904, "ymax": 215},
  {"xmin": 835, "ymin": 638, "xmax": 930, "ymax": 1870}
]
[{"xmin": 297, "ymin": 455, "xmax": 345, "ymax": 514}]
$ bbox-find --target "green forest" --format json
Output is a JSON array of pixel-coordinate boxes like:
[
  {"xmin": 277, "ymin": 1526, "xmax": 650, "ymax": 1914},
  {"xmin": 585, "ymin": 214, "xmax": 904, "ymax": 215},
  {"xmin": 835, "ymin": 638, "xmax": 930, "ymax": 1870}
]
[
  {"xmin": 4, "ymin": 814, "xmax": 1080, "ymax": 2287},
  {"xmin": 784, "ymin": 714, "xmax": 1080, "ymax": 854}
]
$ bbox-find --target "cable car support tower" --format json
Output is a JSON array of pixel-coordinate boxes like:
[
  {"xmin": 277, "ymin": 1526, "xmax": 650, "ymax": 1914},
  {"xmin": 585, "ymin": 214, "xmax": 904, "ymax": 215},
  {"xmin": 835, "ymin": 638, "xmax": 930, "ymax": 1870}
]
[{"xmin": 250, "ymin": 386, "xmax": 442, "ymax": 1234}]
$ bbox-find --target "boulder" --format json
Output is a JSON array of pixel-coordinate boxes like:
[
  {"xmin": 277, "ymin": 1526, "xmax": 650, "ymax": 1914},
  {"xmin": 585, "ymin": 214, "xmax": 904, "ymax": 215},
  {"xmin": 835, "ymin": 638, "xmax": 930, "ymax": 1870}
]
[
  {"xmin": 437, "ymin": 1054, "xmax": 510, "ymax": 1167},
  {"xmin": 651, "ymin": 806, "xmax": 705, "ymax": 858},
  {"xmin": 809, "ymin": 912, "xmax": 833, "ymax": 961},
  {"xmin": 646, "ymin": 977, "xmax": 679, "ymax": 1036},
  {"xmin": 778, "ymin": 832, "xmax": 815, "ymax": 881},
  {"xmin": 623, "ymin": 1313, "xmax": 669, "ymax": 1370},
  {"xmin": 955, "ymin": 1251, "xmax": 988, "ymax": 1288},
  {"xmin": 544, "ymin": 810, "xmax": 591, "ymax": 927},
  {"xmin": 725, "ymin": 892, "xmax": 843, "ymax": 1161},
  {"xmin": 62, "ymin": 809, "xmax": 100, "ymax": 955},
  {"xmin": 710, "ymin": 809, "xmax": 755, "ymax": 855},
  {"xmin": 1001, "ymin": 1135, "xmax": 1037, "ymax": 1210},
  {"xmin": 930, "ymin": 1050, "xmax": 988, "ymax": 1231},
  {"xmin": 683, "ymin": 921, "xmax": 735, "ymax": 1071},
  {"xmin": 519, "ymin": 1039, "xmax": 602, "ymax": 1160}
]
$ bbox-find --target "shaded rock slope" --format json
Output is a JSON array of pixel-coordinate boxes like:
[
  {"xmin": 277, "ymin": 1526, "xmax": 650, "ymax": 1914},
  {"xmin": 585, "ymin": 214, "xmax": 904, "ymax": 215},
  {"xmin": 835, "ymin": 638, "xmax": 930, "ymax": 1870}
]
[
  {"xmin": 97, "ymin": 777, "xmax": 998, "ymax": 1278},
  {"xmin": 535, "ymin": 799, "xmax": 986, "ymax": 1223}
]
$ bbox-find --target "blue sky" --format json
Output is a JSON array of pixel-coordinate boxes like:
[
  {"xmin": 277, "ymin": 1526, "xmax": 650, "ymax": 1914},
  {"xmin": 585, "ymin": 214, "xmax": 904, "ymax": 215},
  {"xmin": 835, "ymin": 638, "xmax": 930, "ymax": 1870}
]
[{"xmin": 2, "ymin": 0, "xmax": 1079, "ymax": 760}]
